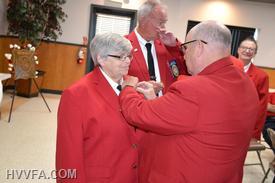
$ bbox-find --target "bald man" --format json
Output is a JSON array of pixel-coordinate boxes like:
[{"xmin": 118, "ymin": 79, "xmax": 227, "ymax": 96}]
[{"xmin": 119, "ymin": 20, "xmax": 259, "ymax": 183}]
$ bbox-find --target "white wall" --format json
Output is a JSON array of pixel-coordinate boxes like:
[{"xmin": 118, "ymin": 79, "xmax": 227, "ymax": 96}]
[
  {"xmin": 162, "ymin": 0, "xmax": 275, "ymax": 68},
  {"xmin": 1, "ymin": 0, "xmax": 275, "ymax": 67}
]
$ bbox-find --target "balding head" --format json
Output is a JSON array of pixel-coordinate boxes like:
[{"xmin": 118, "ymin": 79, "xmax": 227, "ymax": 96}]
[
  {"xmin": 190, "ymin": 20, "xmax": 231, "ymax": 52},
  {"xmin": 184, "ymin": 20, "xmax": 232, "ymax": 75}
]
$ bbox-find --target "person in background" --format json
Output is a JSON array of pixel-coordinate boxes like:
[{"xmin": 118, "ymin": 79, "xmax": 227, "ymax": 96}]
[
  {"xmin": 237, "ymin": 36, "xmax": 269, "ymax": 140},
  {"xmin": 119, "ymin": 20, "xmax": 259, "ymax": 183},
  {"xmin": 262, "ymin": 92, "xmax": 275, "ymax": 153},
  {"xmin": 126, "ymin": 0, "xmax": 187, "ymax": 95},
  {"xmin": 56, "ymin": 33, "xmax": 143, "ymax": 183}
]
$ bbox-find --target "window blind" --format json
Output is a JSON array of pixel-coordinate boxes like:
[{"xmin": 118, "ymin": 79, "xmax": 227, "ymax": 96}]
[{"xmin": 95, "ymin": 13, "xmax": 131, "ymax": 36}]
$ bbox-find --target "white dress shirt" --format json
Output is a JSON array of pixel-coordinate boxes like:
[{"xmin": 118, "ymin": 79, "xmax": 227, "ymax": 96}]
[
  {"xmin": 135, "ymin": 29, "xmax": 163, "ymax": 96},
  {"xmin": 99, "ymin": 67, "xmax": 122, "ymax": 96}
]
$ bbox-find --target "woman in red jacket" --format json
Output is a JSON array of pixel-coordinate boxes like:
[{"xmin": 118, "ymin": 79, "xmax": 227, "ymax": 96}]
[{"xmin": 56, "ymin": 33, "xmax": 143, "ymax": 183}]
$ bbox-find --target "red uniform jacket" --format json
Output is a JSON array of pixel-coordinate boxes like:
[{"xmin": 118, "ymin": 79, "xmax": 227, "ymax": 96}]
[
  {"xmin": 119, "ymin": 56, "xmax": 259, "ymax": 183},
  {"xmin": 125, "ymin": 31, "xmax": 187, "ymax": 93},
  {"xmin": 230, "ymin": 55, "xmax": 244, "ymax": 71},
  {"xmin": 267, "ymin": 92, "xmax": 275, "ymax": 117},
  {"xmin": 56, "ymin": 67, "xmax": 142, "ymax": 183},
  {"xmin": 247, "ymin": 63, "xmax": 269, "ymax": 140}
]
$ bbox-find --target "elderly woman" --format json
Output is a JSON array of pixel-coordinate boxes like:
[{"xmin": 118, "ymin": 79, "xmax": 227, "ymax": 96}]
[{"xmin": 56, "ymin": 33, "xmax": 142, "ymax": 183}]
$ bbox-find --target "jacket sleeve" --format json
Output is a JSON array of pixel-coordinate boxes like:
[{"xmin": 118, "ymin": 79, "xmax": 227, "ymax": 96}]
[
  {"xmin": 119, "ymin": 82, "xmax": 199, "ymax": 135},
  {"xmin": 56, "ymin": 90, "xmax": 85, "ymax": 183},
  {"xmin": 253, "ymin": 74, "xmax": 269, "ymax": 140}
]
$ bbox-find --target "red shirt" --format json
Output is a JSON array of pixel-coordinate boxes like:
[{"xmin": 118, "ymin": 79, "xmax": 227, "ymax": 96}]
[{"xmin": 267, "ymin": 92, "xmax": 275, "ymax": 117}]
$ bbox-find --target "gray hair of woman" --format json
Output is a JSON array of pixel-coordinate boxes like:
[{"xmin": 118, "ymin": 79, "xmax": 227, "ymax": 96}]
[{"xmin": 90, "ymin": 32, "xmax": 132, "ymax": 66}]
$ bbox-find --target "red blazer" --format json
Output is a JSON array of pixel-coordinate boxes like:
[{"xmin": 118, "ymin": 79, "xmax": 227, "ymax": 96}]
[
  {"xmin": 56, "ymin": 67, "xmax": 142, "ymax": 183},
  {"xmin": 247, "ymin": 63, "xmax": 269, "ymax": 140},
  {"xmin": 230, "ymin": 55, "xmax": 244, "ymax": 71},
  {"xmin": 267, "ymin": 92, "xmax": 275, "ymax": 117},
  {"xmin": 125, "ymin": 31, "xmax": 187, "ymax": 93},
  {"xmin": 119, "ymin": 57, "xmax": 259, "ymax": 183}
]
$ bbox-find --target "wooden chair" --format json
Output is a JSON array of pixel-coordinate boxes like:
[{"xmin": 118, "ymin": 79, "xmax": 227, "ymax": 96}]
[{"xmin": 7, "ymin": 49, "xmax": 51, "ymax": 122}]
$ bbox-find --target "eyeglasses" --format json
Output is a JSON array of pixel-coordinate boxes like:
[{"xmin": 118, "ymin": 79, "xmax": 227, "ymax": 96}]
[
  {"xmin": 108, "ymin": 54, "xmax": 133, "ymax": 62},
  {"xmin": 239, "ymin": 46, "xmax": 256, "ymax": 52},
  {"xmin": 180, "ymin": 40, "xmax": 208, "ymax": 51}
]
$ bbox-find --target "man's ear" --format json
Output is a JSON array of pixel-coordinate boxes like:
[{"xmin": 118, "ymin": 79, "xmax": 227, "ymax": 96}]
[{"xmin": 196, "ymin": 41, "xmax": 205, "ymax": 57}]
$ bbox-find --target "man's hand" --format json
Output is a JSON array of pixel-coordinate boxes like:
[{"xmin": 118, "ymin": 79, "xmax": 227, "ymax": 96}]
[
  {"xmin": 122, "ymin": 76, "xmax": 139, "ymax": 89},
  {"xmin": 159, "ymin": 31, "xmax": 177, "ymax": 47},
  {"xmin": 136, "ymin": 81, "xmax": 157, "ymax": 100},
  {"xmin": 148, "ymin": 80, "xmax": 164, "ymax": 94}
]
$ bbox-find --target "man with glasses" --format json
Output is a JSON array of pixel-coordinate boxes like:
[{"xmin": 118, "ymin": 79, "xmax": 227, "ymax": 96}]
[
  {"xmin": 119, "ymin": 20, "xmax": 259, "ymax": 183},
  {"xmin": 237, "ymin": 37, "xmax": 269, "ymax": 140},
  {"xmin": 126, "ymin": 0, "xmax": 187, "ymax": 95},
  {"xmin": 56, "ymin": 33, "xmax": 143, "ymax": 183}
]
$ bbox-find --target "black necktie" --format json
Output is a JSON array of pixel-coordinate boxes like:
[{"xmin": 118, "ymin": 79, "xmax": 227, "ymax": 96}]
[
  {"xmin": 117, "ymin": 85, "xmax": 122, "ymax": 91},
  {"xmin": 145, "ymin": 43, "xmax": 156, "ymax": 81}
]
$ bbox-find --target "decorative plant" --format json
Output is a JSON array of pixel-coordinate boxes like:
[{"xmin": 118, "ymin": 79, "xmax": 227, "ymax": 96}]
[{"xmin": 6, "ymin": 0, "xmax": 67, "ymax": 47}]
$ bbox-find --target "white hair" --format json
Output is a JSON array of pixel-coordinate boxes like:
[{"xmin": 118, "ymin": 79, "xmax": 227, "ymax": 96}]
[{"xmin": 90, "ymin": 33, "xmax": 132, "ymax": 66}]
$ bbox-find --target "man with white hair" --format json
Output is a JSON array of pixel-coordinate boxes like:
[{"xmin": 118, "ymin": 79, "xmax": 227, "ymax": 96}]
[
  {"xmin": 126, "ymin": 0, "xmax": 187, "ymax": 94},
  {"xmin": 119, "ymin": 20, "xmax": 259, "ymax": 183}
]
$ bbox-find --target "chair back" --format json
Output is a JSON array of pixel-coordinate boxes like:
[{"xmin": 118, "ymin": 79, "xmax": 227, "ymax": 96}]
[{"xmin": 12, "ymin": 49, "xmax": 36, "ymax": 80}]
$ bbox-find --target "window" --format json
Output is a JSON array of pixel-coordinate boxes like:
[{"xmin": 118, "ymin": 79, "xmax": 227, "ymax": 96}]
[
  {"xmin": 87, "ymin": 4, "xmax": 137, "ymax": 72},
  {"xmin": 95, "ymin": 13, "xmax": 131, "ymax": 36}
]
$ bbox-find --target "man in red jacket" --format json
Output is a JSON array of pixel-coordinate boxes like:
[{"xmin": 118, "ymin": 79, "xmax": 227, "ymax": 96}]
[
  {"xmin": 262, "ymin": 92, "xmax": 275, "ymax": 153},
  {"xmin": 126, "ymin": 0, "xmax": 187, "ymax": 94},
  {"xmin": 237, "ymin": 37, "xmax": 269, "ymax": 140},
  {"xmin": 119, "ymin": 20, "xmax": 259, "ymax": 183}
]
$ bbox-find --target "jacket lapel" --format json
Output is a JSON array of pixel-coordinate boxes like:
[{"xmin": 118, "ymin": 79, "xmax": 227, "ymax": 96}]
[
  {"xmin": 247, "ymin": 63, "xmax": 255, "ymax": 78},
  {"xmin": 154, "ymin": 39, "xmax": 167, "ymax": 85},
  {"xmin": 92, "ymin": 67, "xmax": 120, "ymax": 111},
  {"xmin": 127, "ymin": 32, "xmax": 150, "ymax": 80}
]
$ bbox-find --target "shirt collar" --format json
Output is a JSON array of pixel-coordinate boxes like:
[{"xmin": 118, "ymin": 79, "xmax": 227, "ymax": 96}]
[
  {"xmin": 244, "ymin": 61, "xmax": 252, "ymax": 73},
  {"xmin": 99, "ymin": 67, "xmax": 122, "ymax": 95},
  {"xmin": 135, "ymin": 29, "xmax": 154, "ymax": 46}
]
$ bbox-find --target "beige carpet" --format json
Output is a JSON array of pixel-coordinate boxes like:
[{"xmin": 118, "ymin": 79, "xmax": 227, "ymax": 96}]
[
  {"xmin": 0, "ymin": 92, "xmax": 59, "ymax": 183},
  {"xmin": 0, "ymin": 92, "xmax": 274, "ymax": 183}
]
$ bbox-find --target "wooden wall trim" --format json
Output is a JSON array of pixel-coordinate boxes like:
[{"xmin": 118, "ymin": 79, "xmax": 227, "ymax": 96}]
[
  {"xmin": 1, "ymin": 37, "xmax": 87, "ymax": 91},
  {"xmin": 0, "ymin": 35, "xmax": 86, "ymax": 47},
  {"xmin": 260, "ymin": 67, "xmax": 275, "ymax": 89}
]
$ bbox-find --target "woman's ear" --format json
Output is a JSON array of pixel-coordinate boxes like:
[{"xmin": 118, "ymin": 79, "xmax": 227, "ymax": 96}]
[{"xmin": 97, "ymin": 55, "xmax": 105, "ymax": 66}]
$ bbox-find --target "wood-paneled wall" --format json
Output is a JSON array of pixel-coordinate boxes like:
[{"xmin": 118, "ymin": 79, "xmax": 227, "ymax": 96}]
[
  {"xmin": 0, "ymin": 36, "xmax": 87, "ymax": 92},
  {"xmin": 260, "ymin": 67, "xmax": 275, "ymax": 89}
]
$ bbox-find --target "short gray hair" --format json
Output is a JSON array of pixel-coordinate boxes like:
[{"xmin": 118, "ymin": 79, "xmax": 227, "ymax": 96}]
[
  {"xmin": 192, "ymin": 20, "xmax": 232, "ymax": 50},
  {"xmin": 137, "ymin": 0, "xmax": 163, "ymax": 23},
  {"xmin": 90, "ymin": 33, "xmax": 132, "ymax": 66}
]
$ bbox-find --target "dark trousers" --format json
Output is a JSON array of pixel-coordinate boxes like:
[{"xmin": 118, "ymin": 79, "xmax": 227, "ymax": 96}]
[
  {"xmin": 262, "ymin": 117, "xmax": 275, "ymax": 182},
  {"xmin": 262, "ymin": 116, "xmax": 275, "ymax": 154}
]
